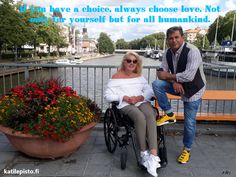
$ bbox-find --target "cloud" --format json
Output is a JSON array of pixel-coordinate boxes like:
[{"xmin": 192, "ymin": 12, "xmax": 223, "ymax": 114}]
[
  {"xmin": 186, "ymin": 0, "xmax": 220, "ymax": 7},
  {"xmin": 20, "ymin": 0, "xmax": 231, "ymax": 41},
  {"xmin": 225, "ymin": 0, "xmax": 236, "ymax": 12}
]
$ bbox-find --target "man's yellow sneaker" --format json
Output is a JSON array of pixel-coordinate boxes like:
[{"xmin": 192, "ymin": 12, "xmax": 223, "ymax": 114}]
[
  {"xmin": 177, "ymin": 149, "xmax": 190, "ymax": 164},
  {"xmin": 156, "ymin": 114, "xmax": 176, "ymax": 126}
]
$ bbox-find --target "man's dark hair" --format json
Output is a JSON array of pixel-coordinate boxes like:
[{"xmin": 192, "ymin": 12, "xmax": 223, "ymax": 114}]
[{"xmin": 166, "ymin": 26, "xmax": 184, "ymax": 38}]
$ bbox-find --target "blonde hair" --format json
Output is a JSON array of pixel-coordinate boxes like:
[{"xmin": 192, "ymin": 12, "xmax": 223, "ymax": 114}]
[{"xmin": 119, "ymin": 51, "xmax": 143, "ymax": 74}]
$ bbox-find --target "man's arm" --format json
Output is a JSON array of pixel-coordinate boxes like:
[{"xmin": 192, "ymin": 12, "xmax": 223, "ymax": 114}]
[{"xmin": 157, "ymin": 70, "xmax": 176, "ymax": 81}]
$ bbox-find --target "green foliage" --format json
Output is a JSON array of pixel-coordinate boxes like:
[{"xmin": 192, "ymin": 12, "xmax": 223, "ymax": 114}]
[
  {"xmin": 207, "ymin": 10, "xmax": 236, "ymax": 45},
  {"xmin": 97, "ymin": 32, "xmax": 115, "ymax": 54},
  {"xmin": 115, "ymin": 32, "xmax": 165, "ymax": 50},
  {"xmin": 147, "ymin": 32, "xmax": 165, "ymax": 49},
  {"xmin": 116, "ymin": 38, "xmax": 129, "ymax": 49},
  {"xmin": 220, "ymin": 11, "xmax": 236, "ymax": 42},
  {"xmin": 0, "ymin": 0, "xmax": 28, "ymax": 51},
  {"xmin": 193, "ymin": 33, "xmax": 210, "ymax": 49},
  {"xmin": 129, "ymin": 39, "xmax": 141, "ymax": 49},
  {"xmin": 140, "ymin": 35, "xmax": 156, "ymax": 48},
  {"xmin": 0, "ymin": 1, "xmax": 68, "ymax": 60}
]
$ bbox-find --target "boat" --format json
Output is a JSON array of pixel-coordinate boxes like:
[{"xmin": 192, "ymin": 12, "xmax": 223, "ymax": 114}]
[
  {"xmin": 202, "ymin": 45, "xmax": 236, "ymax": 78},
  {"xmin": 144, "ymin": 46, "xmax": 152, "ymax": 57},
  {"xmin": 203, "ymin": 62, "xmax": 236, "ymax": 78},
  {"xmin": 55, "ymin": 59, "xmax": 83, "ymax": 65},
  {"xmin": 70, "ymin": 59, "xmax": 83, "ymax": 64},
  {"xmin": 202, "ymin": 14, "xmax": 236, "ymax": 77},
  {"xmin": 150, "ymin": 50, "xmax": 164, "ymax": 61},
  {"xmin": 74, "ymin": 55, "xmax": 81, "ymax": 59}
]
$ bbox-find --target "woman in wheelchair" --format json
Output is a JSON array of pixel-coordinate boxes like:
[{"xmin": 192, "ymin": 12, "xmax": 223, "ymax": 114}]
[{"xmin": 104, "ymin": 51, "xmax": 160, "ymax": 177}]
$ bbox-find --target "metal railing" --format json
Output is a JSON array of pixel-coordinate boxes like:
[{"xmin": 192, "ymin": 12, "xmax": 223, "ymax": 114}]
[{"xmin": 0, "ymin": 63, "xmax": 236, "ymax": 113}]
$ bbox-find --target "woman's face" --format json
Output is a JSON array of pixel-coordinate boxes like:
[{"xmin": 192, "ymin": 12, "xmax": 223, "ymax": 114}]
[{"xmin": 124, "ymin": 55, "xmax": 138, "ymax": 72}]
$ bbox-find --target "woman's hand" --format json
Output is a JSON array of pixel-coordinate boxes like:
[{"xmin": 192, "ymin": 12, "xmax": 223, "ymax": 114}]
[
  {"xmin": 123, "ymin": 96, "xmax": 144, "ymax": 105},
  {"xmin": 134, "ymin": 96, "xmax": 144, "ymax": 103},
  {"xmin": 123, "ymin": 96, "xmax": 132, "ymax": 104},
  {"xmin": 130, "ymin": 96, "xmax": 144, "ymax": 104}
]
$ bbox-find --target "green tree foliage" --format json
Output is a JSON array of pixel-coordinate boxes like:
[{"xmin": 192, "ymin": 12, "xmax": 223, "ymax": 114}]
[
  {"xmin": 0, "ymin": 0, "xmax": 29, "ymax": 60},
  {"xmin": 97, "ymin": 32, "xmax": 114, "ymax": 54},
  {"xmin": 139, "ymin": 32, "xmax": 165, "ymax": 49},
  {"xmin": 207, "ymin": 10, "xmax": 236, "ymax": 45},
  {"xmin": 129, "ymin": 39, "xmax": 141, "ymax": 49},
  {"xmin": 40, "ymin": 19, "xmax": 60, "ymax": 55},
  {"xmin": 220, "ymin": 11, "xmax": 236, "ymax": 42},
  {"xmin": 0, "ymin": 0, "xmax": 68, "ymax": 60},
  {"xmin": 193, "ymin": 33, "xmax": 210, "ymax": 49},
  {"xmin": 139, "ymin": 35, "xmax": 156, "ymax": 49},
  {"xmin": 128, "ymin": 32, "xmax": 165, "ymax": 50},
  {"xmin": 115, "ymin": 38, "xmax": 129, "ymax": 49},
  {"xmin": 19, "ymin": 6, "xmax": 47, "ymax": 56},
  {"xmin": 149, "ymin": 32, "xmax": 165, "ymax": 49}
]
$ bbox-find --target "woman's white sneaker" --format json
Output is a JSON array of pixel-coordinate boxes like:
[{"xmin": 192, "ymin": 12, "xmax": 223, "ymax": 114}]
[
  {"xmin": 140, "ymin": 150, "xmax": 149, "ymax": 166},
  {"xmin": 143, "ymin": 154, "xmax": 161, "ymax": 177}
]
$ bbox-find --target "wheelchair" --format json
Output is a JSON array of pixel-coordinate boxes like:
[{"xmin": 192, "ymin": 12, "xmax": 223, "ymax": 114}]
[{"xmin": 103, "ymin": 101, "xmax": 168, "ymax": 170}]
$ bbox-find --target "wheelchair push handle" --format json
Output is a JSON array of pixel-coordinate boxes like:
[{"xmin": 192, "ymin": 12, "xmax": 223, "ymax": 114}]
[{"xmin": 111, "ymin": 101, "xmax": 119, "ymax": 106}]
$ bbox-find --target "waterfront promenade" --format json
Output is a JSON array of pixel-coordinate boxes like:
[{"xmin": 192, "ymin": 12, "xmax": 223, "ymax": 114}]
[
  {"xmin": 0, "ymin": 55, "xmax": 236, "ymax": 177},
  {"xmin": 0, "ymin": 123, "xmax": 236, "ymax": 177}
]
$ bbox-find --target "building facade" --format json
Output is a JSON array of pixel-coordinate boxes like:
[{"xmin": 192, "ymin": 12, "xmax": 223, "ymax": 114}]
[{"xmin": 184, "ymin": 28, "xmax": 208, "ymax": 43}]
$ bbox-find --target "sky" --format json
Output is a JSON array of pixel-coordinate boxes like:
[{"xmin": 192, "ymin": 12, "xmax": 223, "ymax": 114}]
[{"xmin": 20, "ymin": 0, "xmax": 236, "ymax": 41}]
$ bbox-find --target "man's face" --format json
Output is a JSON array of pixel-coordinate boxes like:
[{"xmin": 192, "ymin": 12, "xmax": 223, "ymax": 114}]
[{"xmin": 167, "ymin": 30, "xmax": 184, "ymax": 52}]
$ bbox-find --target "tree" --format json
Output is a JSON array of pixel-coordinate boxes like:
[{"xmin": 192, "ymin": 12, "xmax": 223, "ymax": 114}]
[
  {"xmin": 139, "ymin": 32, "xmax": 165, "ymax": 49},
  {"xmin": 0, "ymin": 1, "xmax": 67, "ymax": 60},
  {"xmin": 97, "ymin": 32, "xmax": 114, "ymax": 54},
  {"xmin": 139, "ymin": 35, "xmax": 156, "ymax": 49},
  {"xmin": 220, "ymin": 11, "xmax": 236, "ymax": 42},
  {"xmin": 0, "ymin": 0, "xmax": 29, "ymax": 60},
  {"xmin": 116, "ymin": 38, "xmax": 129, "ymax": 49},
  {"xmin": 149, "ymin": 32, "xmax": 165, "ymax": 49},
  {"xmin": 129, "ymin": 39, "xmax": 141, "ymax": 49},
  {"xmin": 37, "ymin": 19, "xmax": 63, "ymax": 56},
  {"xmin": 207, "ymin": 16, "xmax": 224, "ymax": 45},
  {"xmin": 18, "ymin": 5, "xmax": 47, "ymax": 57},
  {"xmin": 193, "ymin": 34, "xmax": 210, "ymax": 49},
  {"xmin": 55, "ymin": 27, "xmax": 68, "ymax": 56},
  {"xmin": 207, "ymin": 10, "xmax": 236, "ymax": 45}
]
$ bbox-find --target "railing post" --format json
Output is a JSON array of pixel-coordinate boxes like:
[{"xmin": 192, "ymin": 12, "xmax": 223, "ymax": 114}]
[{"xmin": 24, "ymin": 66, "xmax": 29, "ymax": 80}]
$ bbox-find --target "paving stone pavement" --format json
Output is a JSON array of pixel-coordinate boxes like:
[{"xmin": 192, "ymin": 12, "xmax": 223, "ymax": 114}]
[{"xmin": 0, "ymin": 123, "xmax": 236, "ymax": 177}]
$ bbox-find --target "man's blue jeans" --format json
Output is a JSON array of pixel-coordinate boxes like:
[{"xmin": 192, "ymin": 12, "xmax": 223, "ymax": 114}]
[{"xmin": 152, "ymin": 80, "xmax": 201, "ymax": 149}]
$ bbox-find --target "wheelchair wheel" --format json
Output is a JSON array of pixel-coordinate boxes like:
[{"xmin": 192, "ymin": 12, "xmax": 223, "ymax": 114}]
[
  {"xmin": 104, "ymin": 108, "xmax": 118, "ymax": 153},
  {"xmin": 120, "ymin": 149, "xmax": 127, "ymax": 170}
]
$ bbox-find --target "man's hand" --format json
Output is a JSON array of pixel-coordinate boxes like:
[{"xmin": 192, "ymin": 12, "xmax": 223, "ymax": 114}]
[
  {"xmin": 173, "ymin": 82, "xmax": 185, "ymax": 94},
  {"xmin": 157, "ymin": 71, "xmax": 176, "ymax": 81}
]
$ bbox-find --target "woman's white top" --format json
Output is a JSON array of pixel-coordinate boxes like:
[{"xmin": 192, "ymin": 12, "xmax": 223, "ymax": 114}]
[{"xmin": 104, "ymin": 76, "xmax": 154, "ymax": 109}]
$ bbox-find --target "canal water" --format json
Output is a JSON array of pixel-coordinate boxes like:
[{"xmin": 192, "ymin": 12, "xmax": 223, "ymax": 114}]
[{"xmin": 0, "ymin": 54, "xmax": 235, "ymax": 113}]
